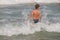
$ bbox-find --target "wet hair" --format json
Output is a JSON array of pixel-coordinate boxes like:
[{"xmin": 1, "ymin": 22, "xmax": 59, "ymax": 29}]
[{"xmin": 35, "ymin": 4, "xmax": 40, "ymax": 9}]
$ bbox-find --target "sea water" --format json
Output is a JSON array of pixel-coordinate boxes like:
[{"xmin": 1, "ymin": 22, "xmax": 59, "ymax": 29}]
[{"xmin": 0, "ymin": 3, "xmax": 60, "ymax": 40}]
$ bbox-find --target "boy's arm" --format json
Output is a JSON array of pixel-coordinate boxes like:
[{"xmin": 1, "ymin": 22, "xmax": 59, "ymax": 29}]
[
  {"xmin": 39, "ymin": 12, "xmax": 42, "ymax": 22},
  {"xmin": 27, "ymin": 11, "xmax": 33, "ymax": 20}
]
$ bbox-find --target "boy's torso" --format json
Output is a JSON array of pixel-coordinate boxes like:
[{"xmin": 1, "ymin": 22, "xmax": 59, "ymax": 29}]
[{"xmin": 32, "ymin": 10, "xmax": 40, "ymax": 19}]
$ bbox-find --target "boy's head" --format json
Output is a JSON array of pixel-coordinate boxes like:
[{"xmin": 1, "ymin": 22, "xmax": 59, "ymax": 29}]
[{"xmin": 35, "ymin": 4, "xmax": 40, "ymax": 9}]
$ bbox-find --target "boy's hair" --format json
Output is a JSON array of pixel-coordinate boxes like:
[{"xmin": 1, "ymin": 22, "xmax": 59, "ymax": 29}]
[{"xmin": 35, "ymin": 4, "xmax": 40, "ymax": 9}]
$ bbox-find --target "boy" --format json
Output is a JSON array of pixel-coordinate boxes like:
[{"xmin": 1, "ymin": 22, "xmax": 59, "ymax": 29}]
[{"xmin": 29, "ymin": 4, "xmax": 42, "ymax": 24}]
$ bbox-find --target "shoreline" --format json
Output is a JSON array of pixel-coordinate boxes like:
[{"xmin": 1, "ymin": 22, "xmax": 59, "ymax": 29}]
[{"xmin": 0, "ymin": 31, "xmax": 60, "ymax": 40}]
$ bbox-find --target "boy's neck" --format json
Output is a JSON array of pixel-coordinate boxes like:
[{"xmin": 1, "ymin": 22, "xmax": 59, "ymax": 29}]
[{"xmin": 35, "ymin": 9, "xmax": 39, "ymax": 10}]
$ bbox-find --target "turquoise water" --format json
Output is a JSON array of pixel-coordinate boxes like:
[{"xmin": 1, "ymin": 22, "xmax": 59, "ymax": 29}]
[{"xmin": 0, "ymin": 3, "xmax": 60, "ymax": 40}]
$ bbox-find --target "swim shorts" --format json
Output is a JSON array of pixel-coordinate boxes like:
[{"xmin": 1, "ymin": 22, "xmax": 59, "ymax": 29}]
[{"xmin": 33, "ymin": 19, "xmax": 39, "ymax": 23}]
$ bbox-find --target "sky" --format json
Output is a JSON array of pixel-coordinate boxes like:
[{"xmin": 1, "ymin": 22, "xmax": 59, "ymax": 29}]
[{"xmin": 0, "ymin": 0, "xmax": 60, "ymax": 5}]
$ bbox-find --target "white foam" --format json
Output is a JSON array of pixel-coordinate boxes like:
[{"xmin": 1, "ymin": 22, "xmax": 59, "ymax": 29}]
[
  {"xmin": 0, "ymin": 0, "xmax": 60, "ymax": 5},
  {"xmin": 0, "ymin": 19, "xmax": 60, "ymax": 36}
]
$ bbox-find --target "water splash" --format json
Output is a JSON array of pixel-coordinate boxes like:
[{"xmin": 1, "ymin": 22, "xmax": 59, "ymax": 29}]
[{"xmin": 0, "ymin": 3, "xmax": 60, "ymax": 36}]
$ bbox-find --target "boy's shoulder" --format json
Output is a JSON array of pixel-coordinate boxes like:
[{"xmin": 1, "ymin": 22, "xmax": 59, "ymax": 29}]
[
  {"xmin": 32, "ymin": 10, "xmax": 37, "ymax": 12},
  {"xmin": 32, "ymin": 10, "xmax": 39, "ymax": 13}
]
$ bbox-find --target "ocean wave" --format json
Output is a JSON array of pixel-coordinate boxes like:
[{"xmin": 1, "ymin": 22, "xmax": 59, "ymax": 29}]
[{"xmin": 0, "ymin": 20, "xmax": 60, "ymax": 36}]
